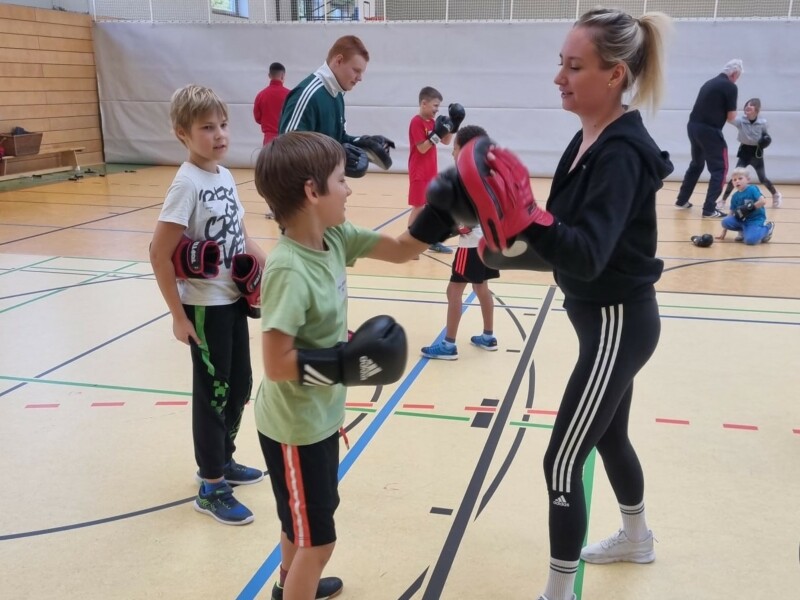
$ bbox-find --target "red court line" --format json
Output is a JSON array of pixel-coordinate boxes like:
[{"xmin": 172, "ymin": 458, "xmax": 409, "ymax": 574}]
[
  {"xmin": 723, "ymin": 423, "xmax": 759, "ymax": 431},
  {"xmin": 155, "ymin": 401, "xmax": 188, "ymax": 406},
  {"xmin": 655, "ymin": 418, "xmax": 690, "ymax": 425},
  {"xmin": 794, "ymin": 429, "xmax": 800, "ymax": 435},
  {"xmin": 25, "ymin": 403, "xmax": 59, "ymax": 409},
  {"xmin": 465, "ymin": 406, "xmax": 496, "ymax": 413},
  {"xmin": 527, "ymin": 409, "xmax": 558, "ymax": 415},
  {"xmin": 91, "ymin": 402, "xmax": 124, "ymax": 407},
  {"xmin": 345, "ymin": 402, "xmax": 374, "ymax": 408},
  {"xmin": 402, "ymin": 404, "xmax": 434, "ymax": 410}
]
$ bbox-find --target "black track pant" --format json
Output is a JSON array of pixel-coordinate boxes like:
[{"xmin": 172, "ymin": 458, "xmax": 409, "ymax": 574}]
[
  {"xmin": 542, "ymin": 298, "xmax": 660, "ymax": 560},
  {"xmin": 722, "ymin": 144, "xmax": 777, "ymax": 198},
  {"xmin": 676, "ymin": 122, "xmax": 729, "ymax": 214},
  {"xmin": 185, "ymin": 301, "xmax": 252, "ymax": 480}
]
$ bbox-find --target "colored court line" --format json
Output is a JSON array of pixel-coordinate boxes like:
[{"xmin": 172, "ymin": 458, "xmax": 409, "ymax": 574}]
[
  {"xmin": 344, "ymin": 402, "xmax": 374, "ymax": 408},
  {"xmin": 656, "ymin": 418, "xmax": 690, "ymax": 425},
  {"xmin": 793, "ymin": 429, "xmax": 800, "ymax": 435},
  {"xmin": 394, "ymin": 411, "xmax": 470, "ymax": 422},
  {"xmin": 155, "ymin": 401, "xmax": 188, "ymax": 406},
  {"xmin": 0, "ymin": 256, "xmax": 60, "ymax": 278},
  {"xmin": 402, "ymin": 403, "xmax": 434, "ymax": 409},
  {"xmin": 0, "ymin": 374, "xmax": 190, "ymax": 398},
  {"xmin": 527, "ymin": 408, "xmax": 558, "ymax": 415},
  {"xmin": 25, "ymin": 403, "xmax": 59, "ymax": 409},
  {"xmin": 723, "ymin": 423, "xmax": 759, "ymax": 431},
  {"xmin": 91, "ymin": 402, "xmax": 124, "ymax": 407},
  {"xmin": 465, "ymin": 406, "xmax": 496, "ymax": 413},
  {"xmin": 509, "ymin": 420, "xmax": 554, "ymax": 430}
]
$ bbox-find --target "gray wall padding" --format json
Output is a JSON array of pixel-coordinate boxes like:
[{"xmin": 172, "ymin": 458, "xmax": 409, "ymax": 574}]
[{"xmin": 94, "ymin": 21, "xmax": 799, "ymax": 182}]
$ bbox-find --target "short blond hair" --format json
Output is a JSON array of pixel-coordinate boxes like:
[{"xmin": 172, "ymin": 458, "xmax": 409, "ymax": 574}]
[
  {"xmin": 169, "ymin": 84, "xmax": 228, "ymax": 136},
  {"xmin": 731, "ymin": 166, "xmax": 752, "ymax": 180}
]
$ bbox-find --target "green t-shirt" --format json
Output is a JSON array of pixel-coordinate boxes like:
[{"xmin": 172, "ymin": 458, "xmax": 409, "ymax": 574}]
[{"xmin": 254, "ymin": 222, "xmax": 381, "ymax": 445}]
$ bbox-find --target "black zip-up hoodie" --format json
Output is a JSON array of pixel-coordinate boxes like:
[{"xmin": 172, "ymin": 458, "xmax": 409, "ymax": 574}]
[{"xmin": 529, "ymin": 110, "xmax": 673, "ymax": 304}]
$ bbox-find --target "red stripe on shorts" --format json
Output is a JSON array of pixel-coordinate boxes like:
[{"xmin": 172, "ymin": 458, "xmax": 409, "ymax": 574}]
[
  {"xmin": 455, "ymin": 247, "xmax": 468, "ymax": 276},
  {"xmin": 282, "ymin": 444, "xmax": 311, "ymax": 547}
]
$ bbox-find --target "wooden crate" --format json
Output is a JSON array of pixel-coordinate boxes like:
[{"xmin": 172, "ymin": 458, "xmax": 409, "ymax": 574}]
[{"xmin": 0, "ymin": 132, "xmax": 44, "ymax": 157}]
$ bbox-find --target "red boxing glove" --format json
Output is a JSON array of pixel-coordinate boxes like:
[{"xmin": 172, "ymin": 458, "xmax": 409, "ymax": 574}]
[
  {"xmin": 232, "ymin": 254, "xmax": 262, "ymax": 319},
  {"xmin": 456, "ymin": 137, "xmax": 553, "ymax": 254},
  {"xmin": 172, "ymin": 236, "xmax": 220, "ymax": 279}
]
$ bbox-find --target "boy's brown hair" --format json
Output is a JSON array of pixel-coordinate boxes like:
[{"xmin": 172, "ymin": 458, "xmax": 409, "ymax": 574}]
[
  {"xmin": 327, "ymin": 35, "xmax": 369, "ymax": 63},
  {"xmin": 418, "ymin": 86, "xmax": 443, "ymax": 104},
  {"xmin": 255, "ymin": 132, "xmax": 345, "ymax": 225},
  {"xmin": 169, "ymin": 84, "xmax": 228, "ymax": 141}
]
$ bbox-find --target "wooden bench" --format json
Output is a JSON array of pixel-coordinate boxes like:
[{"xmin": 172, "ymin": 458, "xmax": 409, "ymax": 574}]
[{"xmin": 0, "ymin": 147, "xmax": 85, "ymax": 181}]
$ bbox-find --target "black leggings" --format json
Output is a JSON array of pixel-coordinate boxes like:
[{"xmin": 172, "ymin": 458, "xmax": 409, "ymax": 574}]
[
  {"xmin": 542, "ymin": 298, "xmax": 660, "ymax": 560},
  {"xmin": 186, "ymin": 301, "xmax": 253, "ymax": 480},
  {"xmin": 723, "ymin": 144, "xmax": 776, "ymax": 198}
]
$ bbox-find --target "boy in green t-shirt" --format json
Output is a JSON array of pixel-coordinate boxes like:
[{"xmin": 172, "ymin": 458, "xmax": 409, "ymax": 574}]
[{"xmin": 253, "ymin": 130, "xmax": 460, "ymax": 599}]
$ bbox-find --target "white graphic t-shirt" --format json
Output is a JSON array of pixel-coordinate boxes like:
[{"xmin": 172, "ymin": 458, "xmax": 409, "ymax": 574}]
[{"xmin": 158, "ymin": 162, "xmax": 245, "ymax": 306}]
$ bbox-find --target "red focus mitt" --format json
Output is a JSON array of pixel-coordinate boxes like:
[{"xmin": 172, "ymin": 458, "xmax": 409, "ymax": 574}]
[
  {"xmin": 232, "ymin": 254, "xmax": 262, "ymax": 319},
  {"xmin": 456, "ymin": 137, "xmax": 553, "ymax": 254},
  {"xmin": 172, "ymin": 236, "xmax": 220, "ymax": 279}
]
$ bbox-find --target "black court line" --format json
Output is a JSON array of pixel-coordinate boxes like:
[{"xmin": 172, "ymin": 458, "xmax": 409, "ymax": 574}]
[
  {"xmin": 0, "ymin": 201, "xmax": 165, "ymax": 246},
  {"xmin": 662, "ymin": 254, "xmax": 800, "ymax": 273},
  {"xmin": 0, "ymin": 312, "xmax": 169, "ymax": 399},
  {"xmin": 421, "ymin": 285, "xmax": 556, "ymax": 599},
  {"xmin": 0, "ymin": 497, "xmax": 195, "ymax": 541}
]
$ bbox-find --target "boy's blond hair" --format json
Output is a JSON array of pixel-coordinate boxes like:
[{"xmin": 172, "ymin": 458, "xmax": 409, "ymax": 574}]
[
  {"xmin": 731, "ymin": 166, "xmax": 753, "ymax": 180},
  {"xmin": 169, "ymin": 84, "xmax": 228, "ymax": 139}
]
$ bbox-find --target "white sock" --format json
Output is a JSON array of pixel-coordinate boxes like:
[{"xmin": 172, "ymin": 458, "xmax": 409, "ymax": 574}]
[
  {"xmin": 620, "ymin": 500, "xmax": 649, "ymax": 542},
  {"xmin": 542, "ymin": 557, "xmax": 578, "ymax": 600}
]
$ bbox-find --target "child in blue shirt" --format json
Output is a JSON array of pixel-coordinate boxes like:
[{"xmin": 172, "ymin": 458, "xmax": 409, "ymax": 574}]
[{"xmin": 717, "ymin": 167, "xmax": 775, "ymax": 245}]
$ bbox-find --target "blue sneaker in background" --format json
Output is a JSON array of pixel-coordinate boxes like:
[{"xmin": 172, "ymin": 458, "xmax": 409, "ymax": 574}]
[
  {"xmin": 193, "ymin": 481, "xmax": 254, "ymax": 525},
  {"xmin": 470, "ymin": 334, "xmax": 498, "ymax": 351},
  {"xmin": 421, "ymin": 340, "xmax": 458, "ymax": 360}
]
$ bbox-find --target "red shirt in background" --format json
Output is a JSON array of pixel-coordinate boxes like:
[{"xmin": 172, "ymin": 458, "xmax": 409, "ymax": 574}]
[
  {"xmin": 408, "ymin": 114, "xmax": 437, "ymax": 182},
  {"xmin": 254, "ymin": 79, "xmax": 290, "ymax": 145}
]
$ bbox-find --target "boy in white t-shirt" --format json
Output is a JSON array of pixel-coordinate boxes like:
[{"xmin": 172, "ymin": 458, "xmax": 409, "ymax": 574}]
[
  {"xmin": 421, "ymin": 125, "xmax": 500, "ymax": 360},
  {"xmin": 149, "ymin": 85, "xmax": 267, "ymax": 526}
]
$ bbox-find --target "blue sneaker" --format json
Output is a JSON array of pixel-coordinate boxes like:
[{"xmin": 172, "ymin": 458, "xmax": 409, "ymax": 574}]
[
  {"xmin": 193, "ymin": 481, "xmax": 254, "ymax": 525},
  {"xmin": 428, "ymin": 242, "xmax": 453, "ymax": 254},
  {"xmin": 271, "ymin": 577, "xmax": 343, "ymax": 599},
  {"xmin": 195, "ymin": 460, "xmax": 265, "ymax": 486},
  {"xmin": 470, "ymin": 334, "xmax": 498, "ymax": 351},
  {"xmin": 421, "ymin": 340, "xmax": 458, "ymax": 360}
]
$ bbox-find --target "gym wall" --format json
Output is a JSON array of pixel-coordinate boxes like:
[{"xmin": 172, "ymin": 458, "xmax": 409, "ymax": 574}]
[
  {"xmin": 94, "ymin": 19, "xmax": 798, "ymax": 182},
  {"xmin": 0, "ymin": 3, "xmax": 104, "ymax": 168}
]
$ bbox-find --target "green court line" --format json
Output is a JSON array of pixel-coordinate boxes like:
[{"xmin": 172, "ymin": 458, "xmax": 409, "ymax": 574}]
[
  {"xmin": 0, "ymin": 163, "xmax": 153, "ymax": 193},
  {"xmin": 575, "ymin": 449, "xmax": 598, "ymax": 599},
  {"xmin": 0, "ymin": 260, "xmax": 139, "ymax": 314},
  {"xmin": 0, "ymin": 374, "xmax": 190, "ymax": 397},
  {"xmin": 394, "ymin": 410, "xmax": 471, "ymax": 422},
  {"xmin": 0, "ymin": 256, "xmax": 59, "ymax": 277},
  {"xmin": 345, "ymin": 406, "xmax": 377, "ymax": 414},
  {"xmin": 509, "ymin": 420, "xmax": 555, "ymax": 430}
]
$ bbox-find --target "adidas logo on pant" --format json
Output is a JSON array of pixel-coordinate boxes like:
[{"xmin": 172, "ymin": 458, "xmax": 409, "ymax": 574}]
[
  {"xmin": 553, "ymin": 494, "xmax": 570, "ymax": 507},
  {"xmin": 359, "ymin": 355, "xmax": 382, "ymax": 381}
]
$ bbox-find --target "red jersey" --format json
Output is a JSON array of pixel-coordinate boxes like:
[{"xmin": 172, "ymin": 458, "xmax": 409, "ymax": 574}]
[
  {"xmin": 253, "ymin": 80, "xmax": 290, "ymax": 144},
  {"xmin": 408, "ymin": 114, "xmax": 437, "ymax": 183}
]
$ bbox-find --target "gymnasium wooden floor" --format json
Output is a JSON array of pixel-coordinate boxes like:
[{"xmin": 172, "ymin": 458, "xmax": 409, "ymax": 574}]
[{"xmin": 0, "ymin": 167, "xmax": 798, "ymax": 600}]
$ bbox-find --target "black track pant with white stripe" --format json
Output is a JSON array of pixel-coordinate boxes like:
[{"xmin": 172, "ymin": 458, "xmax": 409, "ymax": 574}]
[{"xmin": 542, "ymin": 298, "xmax": 660, "ymax": 560}]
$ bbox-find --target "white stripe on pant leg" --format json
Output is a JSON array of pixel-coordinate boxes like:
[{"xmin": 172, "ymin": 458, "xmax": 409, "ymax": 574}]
[
  {"xmin": 552, "ymin": 305, "xmax": 623, "ymax": 493},
  {"xmin": 562, "ymin": 305, "xmax": 623, "ymax": 492},
  {"xmin": 550, "ymin": 307, "xmax": 609, "ymax": 491}
]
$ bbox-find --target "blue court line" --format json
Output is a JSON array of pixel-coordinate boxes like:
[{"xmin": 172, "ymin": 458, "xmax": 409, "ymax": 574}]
[{"xmin": 237, "ymin": 292, "xmax": 475, "ymax": 600}]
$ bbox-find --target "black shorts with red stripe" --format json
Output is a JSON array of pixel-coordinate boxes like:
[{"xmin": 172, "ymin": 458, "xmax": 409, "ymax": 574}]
[
  {"xmin": 258, "ymin": 430, "xmax": 340, "ymax": 547},
  {"xmin": 450, "ymin": 247, "xmax": 500, "ymax": 284}
]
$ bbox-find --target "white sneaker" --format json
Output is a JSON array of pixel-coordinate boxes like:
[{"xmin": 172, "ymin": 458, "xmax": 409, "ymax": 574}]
[
  {"xmin": 715, "ymin": 199, "xmax": 727, "ymax": 211},
  {"xmin": 580, "ymin": 529, "xmax": 655, "ymax": 564},
  {"xmin": 537, "ymin": 596, "xmax": 576, "ymax": 600},
  {"xmin": 772, "ymin": 192, "xmax": 782, "ymax": 208}
]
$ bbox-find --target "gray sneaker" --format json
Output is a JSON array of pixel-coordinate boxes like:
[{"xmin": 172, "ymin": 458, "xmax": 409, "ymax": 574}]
[
  {"xmin": 762, "ymin": 221, "xmax": 775, "ymax": 243},
  {"xmin": 772, "ymin": 192, "xmax": 782, "ymax": 208},
  {"xmin": 580, "ymin": 529, "xmax": 655, "ymax": 564}
]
